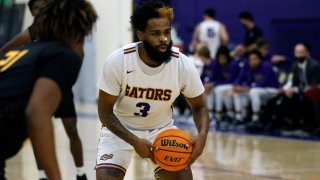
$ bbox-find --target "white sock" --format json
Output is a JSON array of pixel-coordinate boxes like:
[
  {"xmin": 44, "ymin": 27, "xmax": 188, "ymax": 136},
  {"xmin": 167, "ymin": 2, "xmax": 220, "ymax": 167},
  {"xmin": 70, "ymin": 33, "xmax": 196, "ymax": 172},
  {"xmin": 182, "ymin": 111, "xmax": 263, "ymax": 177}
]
[
  {"xmin": 227, "ymin": 111, "xmax": 234, "ymax": 118},
  {"xmin": 235, "ymin": 113, "xmax": 242, "ymax": 121},
  {"xmin": 76, "ymin": 167, "xmax": 85, "ymax": 176},
  {"xmin": 252, "ymin": 114, "xmax": 259, "ymax": 122},
  {"xmin": 215, "ymin": 113, "xmax": 221, "ymax": 120},
  {"xmin": 38, "ymin": 170, "xmax": 46, "ymax": 179}
]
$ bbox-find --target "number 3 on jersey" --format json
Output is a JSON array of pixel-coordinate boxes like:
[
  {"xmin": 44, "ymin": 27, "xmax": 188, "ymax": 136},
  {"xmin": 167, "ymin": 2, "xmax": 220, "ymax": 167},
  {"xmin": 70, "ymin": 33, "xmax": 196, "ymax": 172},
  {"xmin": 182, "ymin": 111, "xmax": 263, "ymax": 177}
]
[
  {"xmin": 134, "ymin": 102, "xmax": 150, "ymax": 117},
  {"xmin": 0, "ymin": 50, "xmax": 29, "ymax": 72}
]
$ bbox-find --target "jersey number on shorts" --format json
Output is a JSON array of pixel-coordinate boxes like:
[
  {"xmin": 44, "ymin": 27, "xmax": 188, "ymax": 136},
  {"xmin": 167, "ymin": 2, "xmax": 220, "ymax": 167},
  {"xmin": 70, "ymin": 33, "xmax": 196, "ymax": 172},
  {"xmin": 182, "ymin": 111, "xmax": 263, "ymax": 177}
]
[
  {"xmin": 134, "ymin": 102, "xmax": 150, "ymax": 117},
  {"xmin": 207, "ymin": 28, "xmax": 215, "ymax": 38},
  {"xmin": 0, "ymin": 50, "xmax": 29, "ymax": 72}
]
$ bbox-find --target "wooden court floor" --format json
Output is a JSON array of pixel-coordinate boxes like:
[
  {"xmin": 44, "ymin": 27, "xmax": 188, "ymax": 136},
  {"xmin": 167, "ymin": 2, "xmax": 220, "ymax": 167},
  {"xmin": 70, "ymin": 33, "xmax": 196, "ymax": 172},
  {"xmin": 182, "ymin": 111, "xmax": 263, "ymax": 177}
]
[{"xmin": 5, "ymin": 103, "xmax": 320, "ymax": 180}]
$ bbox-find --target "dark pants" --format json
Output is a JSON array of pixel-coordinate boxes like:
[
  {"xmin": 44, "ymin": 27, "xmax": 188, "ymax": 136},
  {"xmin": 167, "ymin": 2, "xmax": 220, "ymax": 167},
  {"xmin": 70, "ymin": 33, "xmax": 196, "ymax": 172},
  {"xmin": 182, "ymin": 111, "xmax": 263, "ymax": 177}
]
[
  {"xmin": 0, "ymin": 97, "xmax": 29, "ymax": 179},
  {"xmin": 264, "ymin": 94, "xmax": 318, "ymax": 131}
]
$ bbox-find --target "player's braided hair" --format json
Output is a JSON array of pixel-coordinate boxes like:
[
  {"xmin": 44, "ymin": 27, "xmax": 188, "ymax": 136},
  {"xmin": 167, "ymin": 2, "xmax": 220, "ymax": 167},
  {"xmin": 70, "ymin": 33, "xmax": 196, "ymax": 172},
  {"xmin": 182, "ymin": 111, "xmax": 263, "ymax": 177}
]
[
  {"xmin": 130, "ymin": 0, "xmax": 174, "ymax": 32},
  {"xmin": 34, "ymin": 0, "xmax": 98, "ymax": 43}
]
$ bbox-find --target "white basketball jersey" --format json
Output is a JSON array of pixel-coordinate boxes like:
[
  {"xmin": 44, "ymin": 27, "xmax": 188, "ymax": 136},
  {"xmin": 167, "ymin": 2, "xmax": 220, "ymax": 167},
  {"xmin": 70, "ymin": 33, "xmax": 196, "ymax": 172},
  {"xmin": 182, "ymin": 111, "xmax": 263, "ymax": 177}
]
[
  {"xmin": 199, "ymin": 20, "xmax": 221, "ymax": 58},
  {"xmin": 98, "ymin": 42, "xmax": 204, "ymax": 129}
]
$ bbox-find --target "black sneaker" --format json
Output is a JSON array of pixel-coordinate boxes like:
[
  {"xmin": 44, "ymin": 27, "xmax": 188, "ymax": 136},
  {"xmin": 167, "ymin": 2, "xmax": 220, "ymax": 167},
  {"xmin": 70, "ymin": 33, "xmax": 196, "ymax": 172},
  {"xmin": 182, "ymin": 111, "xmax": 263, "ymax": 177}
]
[{"xmin": 77, "ymin": 174, "xmax": 88, "ymax": 180}]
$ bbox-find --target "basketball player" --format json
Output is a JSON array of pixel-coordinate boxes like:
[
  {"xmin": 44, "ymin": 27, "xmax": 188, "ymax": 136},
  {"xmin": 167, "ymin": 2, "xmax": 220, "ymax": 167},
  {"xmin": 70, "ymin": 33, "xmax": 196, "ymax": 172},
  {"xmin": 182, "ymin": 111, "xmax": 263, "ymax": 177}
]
[
  {"xmin": 0, "ymin": 1, "xmax": 88, "ymax": 179},
  {"xmin": 191, "ymin": 8, "xmax": 229, "ymax": 58},
  {"xmin": 96, "ymin": 1, "xmax": 209, "ymax": 179},
  {"xmin": 232, "ymin": 50, "xmax": 279, "ymax": 127},
  {"xmin": 0, "ymin": 0, "xmax": 97, "ymax": 179}
]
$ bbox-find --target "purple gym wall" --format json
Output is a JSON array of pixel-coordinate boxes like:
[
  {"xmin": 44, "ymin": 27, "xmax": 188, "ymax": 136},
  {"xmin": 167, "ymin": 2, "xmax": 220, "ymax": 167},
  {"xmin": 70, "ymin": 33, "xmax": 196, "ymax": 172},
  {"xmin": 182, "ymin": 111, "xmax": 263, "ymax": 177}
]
[{"xmin": 171, "ymin": 0, "xmax": 320, "ymax": 60}]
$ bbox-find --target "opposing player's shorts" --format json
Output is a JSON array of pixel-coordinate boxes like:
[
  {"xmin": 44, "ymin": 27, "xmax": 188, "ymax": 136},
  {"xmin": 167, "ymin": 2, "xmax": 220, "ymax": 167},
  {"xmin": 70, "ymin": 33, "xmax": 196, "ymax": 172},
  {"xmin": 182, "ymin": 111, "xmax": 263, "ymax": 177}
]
[{"xmin": 95, "ymin": 120, "xmax": 176, "ymax": 174}]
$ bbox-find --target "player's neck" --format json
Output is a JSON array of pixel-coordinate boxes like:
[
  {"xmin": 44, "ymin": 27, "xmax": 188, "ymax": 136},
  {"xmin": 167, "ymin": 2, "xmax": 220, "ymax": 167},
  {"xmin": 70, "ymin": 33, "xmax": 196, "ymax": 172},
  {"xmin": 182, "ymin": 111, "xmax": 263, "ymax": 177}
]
[{"xmin": 138, "ymin": 43, "xmax": 162, "ymax": 67}]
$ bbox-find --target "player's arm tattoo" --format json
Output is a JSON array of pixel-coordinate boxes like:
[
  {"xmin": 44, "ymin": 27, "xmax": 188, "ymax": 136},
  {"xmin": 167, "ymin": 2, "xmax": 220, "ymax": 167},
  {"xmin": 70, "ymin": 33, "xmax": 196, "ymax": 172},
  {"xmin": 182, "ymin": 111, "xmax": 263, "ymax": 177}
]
[
  {"xmin": 105, "ymin": 111, "xmax": 139, "ymax": 145},
  {"xmin": 98, "ymin": 91, "xmax": 140, "ymax": 146}
]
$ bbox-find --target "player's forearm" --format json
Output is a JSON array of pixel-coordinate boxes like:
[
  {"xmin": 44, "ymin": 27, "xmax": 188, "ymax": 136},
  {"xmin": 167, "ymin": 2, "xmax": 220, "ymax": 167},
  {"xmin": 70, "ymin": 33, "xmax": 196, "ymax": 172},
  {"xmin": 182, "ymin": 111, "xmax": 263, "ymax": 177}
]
[
  {"xmin": 100, "ymin": 111, "xmax": 140, "ymax": 146},
  {"xmin": 26, "ymin": 113, "xmax": 61, "ymax": 180},
  {"xmin": 192, "ymin": 106, "xmax": 209, "ymax": 136}
]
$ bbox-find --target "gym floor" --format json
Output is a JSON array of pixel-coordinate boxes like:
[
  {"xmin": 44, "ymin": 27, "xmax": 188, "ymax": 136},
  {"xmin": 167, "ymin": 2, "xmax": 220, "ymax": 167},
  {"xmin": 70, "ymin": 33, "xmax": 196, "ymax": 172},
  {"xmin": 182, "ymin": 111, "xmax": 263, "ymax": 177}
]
[{"xmin": 5, "ymin": 102, "xmax": 320, "ymax": 180}]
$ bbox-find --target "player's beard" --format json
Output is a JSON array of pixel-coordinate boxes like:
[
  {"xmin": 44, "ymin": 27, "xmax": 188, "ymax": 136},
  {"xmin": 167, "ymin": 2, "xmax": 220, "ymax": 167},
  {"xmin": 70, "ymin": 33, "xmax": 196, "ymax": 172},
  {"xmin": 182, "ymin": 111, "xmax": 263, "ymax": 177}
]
[{"xmin": 143, "ymin": 40, "xmax": 173, "ymax": 64}]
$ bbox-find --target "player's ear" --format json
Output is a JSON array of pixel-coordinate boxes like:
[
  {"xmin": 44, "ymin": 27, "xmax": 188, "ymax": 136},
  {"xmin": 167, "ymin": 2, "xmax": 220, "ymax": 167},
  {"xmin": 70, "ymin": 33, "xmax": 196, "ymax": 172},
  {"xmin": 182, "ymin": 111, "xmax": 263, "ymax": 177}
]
[{"xmin": 137, "ymin": 31, "xmax": 144, "ymax": 41}]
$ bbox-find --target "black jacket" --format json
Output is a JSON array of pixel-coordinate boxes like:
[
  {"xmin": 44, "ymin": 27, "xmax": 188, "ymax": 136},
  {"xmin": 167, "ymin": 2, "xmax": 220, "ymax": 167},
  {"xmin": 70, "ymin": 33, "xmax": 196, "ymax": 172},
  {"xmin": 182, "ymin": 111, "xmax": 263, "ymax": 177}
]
[{"xmin": 291, "ymin": 58, "xmax": 320, "ymax": 87}]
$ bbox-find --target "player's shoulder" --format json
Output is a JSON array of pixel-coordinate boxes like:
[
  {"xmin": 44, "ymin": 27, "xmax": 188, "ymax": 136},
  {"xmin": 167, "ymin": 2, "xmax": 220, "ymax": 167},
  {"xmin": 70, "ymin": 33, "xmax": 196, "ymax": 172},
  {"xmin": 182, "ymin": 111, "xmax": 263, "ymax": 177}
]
[
  {"xmin": 171, "ymin": 47, "xmax": 193, "ymax": 66},
  {"xmin": 106, "ymin": 43, "xmax": 138, "ymax": 64},
  {"xmin": 23, "ymin": 41, "xmax": 78, "ymax": 62},
  {"xmin": 170, "ymin": 48, "xmax": 197, "ymax": 74}
]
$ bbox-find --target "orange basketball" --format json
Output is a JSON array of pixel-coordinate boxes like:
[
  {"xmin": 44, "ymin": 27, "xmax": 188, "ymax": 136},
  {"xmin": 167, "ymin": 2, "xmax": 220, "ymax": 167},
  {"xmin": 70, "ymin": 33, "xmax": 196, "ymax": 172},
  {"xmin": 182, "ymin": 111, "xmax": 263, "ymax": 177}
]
[{"xmin": 153, "ymin": 129, "xmax": 193, "ymax": 171}]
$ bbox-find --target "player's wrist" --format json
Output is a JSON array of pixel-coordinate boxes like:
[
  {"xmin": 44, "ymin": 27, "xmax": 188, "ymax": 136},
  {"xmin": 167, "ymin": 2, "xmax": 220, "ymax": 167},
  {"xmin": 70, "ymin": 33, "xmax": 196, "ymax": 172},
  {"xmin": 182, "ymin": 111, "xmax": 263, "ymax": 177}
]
[
  {"xmin": 197, "ymin": 132, "xmax": 208, "ymax": 139},
  {"xmin": 129, "ymin": 136, "xmax": 141, "ymax": 146}
]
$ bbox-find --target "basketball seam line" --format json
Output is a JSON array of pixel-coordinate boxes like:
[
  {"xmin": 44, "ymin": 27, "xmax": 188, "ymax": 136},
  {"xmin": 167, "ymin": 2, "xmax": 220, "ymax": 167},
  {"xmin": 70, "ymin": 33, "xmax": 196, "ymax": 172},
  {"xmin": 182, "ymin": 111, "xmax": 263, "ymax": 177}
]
[
  {"xmin": 156, "ymin": 148, "xmax": 192, "ymax": 154},
  {"xmin": 154, "ymin": 135, "xmax": 190, "ymax": 143}
]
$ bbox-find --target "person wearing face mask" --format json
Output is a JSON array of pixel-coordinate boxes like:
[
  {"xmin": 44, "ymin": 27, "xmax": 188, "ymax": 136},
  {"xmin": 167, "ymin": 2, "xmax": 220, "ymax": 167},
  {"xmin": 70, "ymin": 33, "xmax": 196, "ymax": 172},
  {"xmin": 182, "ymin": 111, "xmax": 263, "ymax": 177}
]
[{"xmin": 280, "ymin": 43, "xmax": 320, "ymax": 132}]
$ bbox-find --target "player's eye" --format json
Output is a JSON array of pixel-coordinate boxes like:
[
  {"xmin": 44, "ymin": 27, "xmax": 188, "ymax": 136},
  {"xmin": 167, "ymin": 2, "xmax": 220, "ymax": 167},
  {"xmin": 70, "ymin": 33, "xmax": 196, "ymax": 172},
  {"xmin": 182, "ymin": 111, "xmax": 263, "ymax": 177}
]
[{"xmin": 151, "ymin": 32, "xmax": 160, "ymax": 36}]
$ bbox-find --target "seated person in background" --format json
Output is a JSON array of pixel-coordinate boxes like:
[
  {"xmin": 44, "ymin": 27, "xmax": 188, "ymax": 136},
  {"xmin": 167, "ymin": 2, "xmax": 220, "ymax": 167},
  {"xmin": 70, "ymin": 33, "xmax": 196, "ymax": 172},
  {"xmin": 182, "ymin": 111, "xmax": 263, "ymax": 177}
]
[
  {"xmin": 281, "ymin": 43, "xmax": 320, "ymax": 132},
  {"xmin": 256, "ymin": 38, "xmax": 287, "ymax": 65},
  {"xmin": 232, "ymin": 50, "xmax": 280, "ymax": 128},
  {"xmin": 255, "ymin": 38, "xmax": 290, "ymax": 84},
  {"xmin": 189, "ymin": 44, "xmax": 206, "ymax": 75},
  {"xmin": 195, "ymin": 46, "xmax": 215, "ymax": 116},
  {"xmin": 207, "ymin": 45, "xmax": 240, "ymax": 121}
]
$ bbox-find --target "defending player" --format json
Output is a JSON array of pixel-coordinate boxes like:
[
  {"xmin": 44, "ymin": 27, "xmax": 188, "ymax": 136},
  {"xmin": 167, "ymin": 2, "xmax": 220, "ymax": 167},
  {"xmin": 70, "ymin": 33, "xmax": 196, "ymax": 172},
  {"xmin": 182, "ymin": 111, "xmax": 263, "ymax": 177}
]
[
  {"xmin": 0, "ymin": 1, "xmax": 88, "ymax": 179},
  {"xmin": 96, "ymin": 1, "xmax": 209, "ymax": 179},
  {"xmin": 0, "ymin": 0, "xmax": 97, "ymax": 179}
]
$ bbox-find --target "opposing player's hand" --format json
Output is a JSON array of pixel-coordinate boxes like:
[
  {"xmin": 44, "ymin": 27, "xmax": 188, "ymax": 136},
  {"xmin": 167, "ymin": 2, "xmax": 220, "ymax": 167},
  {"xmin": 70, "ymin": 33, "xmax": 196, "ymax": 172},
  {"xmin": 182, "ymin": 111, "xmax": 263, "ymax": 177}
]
[
  {"xmin": 186, "ymin": 133, "xmax": 207, "ymax": 167},
  {"xmin": 133, "ymin": 138, "xmax": 157, "ymax": 164}
]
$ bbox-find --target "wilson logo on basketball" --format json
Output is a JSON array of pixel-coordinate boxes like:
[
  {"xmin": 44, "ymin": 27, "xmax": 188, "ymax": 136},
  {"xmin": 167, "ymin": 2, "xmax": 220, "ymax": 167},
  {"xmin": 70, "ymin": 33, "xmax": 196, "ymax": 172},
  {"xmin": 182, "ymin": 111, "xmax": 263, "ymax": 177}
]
[{"xmin": 161, "ymin": 139, "xmax": 188, "ymax": 150}]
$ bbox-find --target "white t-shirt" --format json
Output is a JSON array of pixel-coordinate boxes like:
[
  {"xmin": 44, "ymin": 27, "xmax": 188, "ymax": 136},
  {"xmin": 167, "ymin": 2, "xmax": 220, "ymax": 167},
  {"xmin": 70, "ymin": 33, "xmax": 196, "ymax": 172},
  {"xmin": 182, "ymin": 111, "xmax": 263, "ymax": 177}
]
[
  {"xmin": 98, "ymin": 42, "xmax": 204, "ymax": 129},
  {"xmin": 199, "ymin": 20, "xmax": 221, "ymax": 58}
]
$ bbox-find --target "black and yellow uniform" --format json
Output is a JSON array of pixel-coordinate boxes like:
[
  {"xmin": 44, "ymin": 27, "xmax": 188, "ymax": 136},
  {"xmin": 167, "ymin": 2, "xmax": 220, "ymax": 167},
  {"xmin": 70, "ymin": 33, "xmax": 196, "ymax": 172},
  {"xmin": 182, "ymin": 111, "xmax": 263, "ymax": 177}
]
[
  {"xmin": 0, "ymin": 40, "xmax": 81, "ymax": 177},
  {"xmin": 28, "ymin": 24, "xmax": 77, "ymax": 119}
]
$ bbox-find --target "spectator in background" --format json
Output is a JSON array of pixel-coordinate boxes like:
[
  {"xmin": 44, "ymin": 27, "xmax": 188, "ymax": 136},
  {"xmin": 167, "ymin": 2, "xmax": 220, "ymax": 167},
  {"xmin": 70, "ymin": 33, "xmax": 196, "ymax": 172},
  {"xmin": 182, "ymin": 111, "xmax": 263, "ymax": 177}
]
[
  {"xmin": 281, "ymin": 43, "xmax": 320, "ymax": 132},
  {"xmin": 239, "ymin": 11, "xmax": 263, "ymax": 51},
  {"xmin": 256, "ymin": 38, "xmax": 289, "ymax": 67},
  {"xmin": 256, "ymin": 38, "xmax": 290, "ymax": 84},
  {"xmin": 210, "ymin": 46, "xmax": 240, "ymax": 121},
  {"xmin": 0, "ymin": 0, "xmax": 45, "ymax": 53},
  {"xmin": 232, "ymin": 50, "xmax": 279, "ymax": 128},
  {"xmin": 191, "ymin": 8, "xmax": 229, "ymax": 58}
]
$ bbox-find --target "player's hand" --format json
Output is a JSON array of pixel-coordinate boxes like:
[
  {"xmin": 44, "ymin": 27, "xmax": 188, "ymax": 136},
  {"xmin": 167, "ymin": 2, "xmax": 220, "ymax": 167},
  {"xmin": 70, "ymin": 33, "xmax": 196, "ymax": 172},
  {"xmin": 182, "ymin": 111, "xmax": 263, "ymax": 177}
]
[
  {"xmin": 284, "ymin": 88, "xmax": 296, "ymax": 98},
  {"xmin": 233, "ymin": 86, "xmax": 249, "ymax": 93},
  {"xmin": 204, "ymin": 83, "xmax": 214, "ymax": 93},
  {"xmin": 133, "ymin": 138, "xmax": 157, "ymax": 164},
  {"xmin": 186, "ymin": 133, "xmax": 207, "ymax": 167}
]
